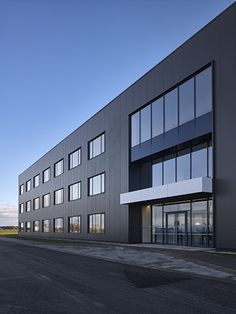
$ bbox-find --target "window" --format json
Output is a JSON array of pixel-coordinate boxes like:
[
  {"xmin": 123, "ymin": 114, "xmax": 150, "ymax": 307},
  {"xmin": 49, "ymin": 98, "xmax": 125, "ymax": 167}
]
[
  {"xmin": 163, "ymin": 154, "xmax": 176, "ymax": 184},
  {"xmin": 69, "ymin": 216, "xmax": 81, "ymax": 233},
  {"xmin": 140, "ymin": 105, "xmax": 151, "ymax": 143},
  {"xmin": 26, "ymin": 200, "xmax": 31, "ymax": 212},
  {"xmin": 179, "ymin": 78, "xmax": 194, "ymax": 125},
  {"xmin": 54, "ymin": 188, "xmax": 64, "ymax": 205},
  {"xmin": 69, "ymin": 148, "xmax": 81, "ymax": 169},
  {"xmin": 152, "ymin": 160, "xmax": 163, "ymax": 187},
  {"xmin": 88, "ymin": 213, "xmax": 105, "ymax": 233},
  {"xmin": 89, "ymin": 133, "xmax": 105, "ymax": 159},
  {"xmin": 177, "ymin": 149, "xmax": 190, "ymax": 181},
  {"xmin": 152, "ymin": 98, "xmax": 163, "ymax": 137},
  {"xmin": 26, "ymin": 221, "xmax": 31, "ymax": 232},
  {"xmin": 19, "ymin": 203, "xmax": 24, "ymax": 214},
  {"xmin": 54, "ymin": 218, "xmax": 64, "ymax": 233},
  {"xmin": 33, "ymin": 174, "xmax": 40, "ymax": 188},
  {"xmin": 131, "ymin": 112, "xmax": 140, "ymax": 147},
  {"xmin": 43, "ymin": 193, "xmax": 50, "ymax": 208},
  {"xmin": 54, "ymin": 159, "xmax": 64, "ymax": 177},
  {"xmin": 192, "ymin": 143, "xmax": 208, "ymax": 178},
  {"xmin": 69, "ymin": 182, "xmax": 81, "ymax": 201},
  {"xmin": 33, "ymin": 197, "xmax": 40, "ymax": 210},
  {"xmin": 208, "ymin": 143, "xmax": 212, "ymax": 178},
  {"xmin": 164, "ymin": 88, "xmax": 178, "ymax": 132},
  {"xmin": 196, "ymin": 67, "xmax": 212, "ymax": 117},
  {"xmin": 42, "ymin": 220, "xmax": 50, "ymax": 233},
  {"xmin": 89, "ymin": 173, "xmax": 105, "ymax": 196},
  {"xmin": 43, "ymin": 167, "xmax": 50, "ymax": 183},
  {"xmin": 192, "ymin": 201, "xmax": 208, "ymax": 246},
  {"xmin": 19, "ymin": 222, "xmax": 24, "ymax": 232},
  {"xmin": 33, "ymin": 221, "xmax": 40, "ymax": 232},
  {"xmin": 26, "ymin": 180, "xmax": 31, "ymax": 192},
  {"xmin": 19, "ymin": 184, "xmax": 24, "ymax": 195}
]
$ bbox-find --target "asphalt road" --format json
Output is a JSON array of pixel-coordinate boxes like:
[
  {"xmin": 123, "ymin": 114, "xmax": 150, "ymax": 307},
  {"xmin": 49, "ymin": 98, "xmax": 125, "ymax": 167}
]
[{"xmin": 0, "ymin": 238, "xmax": 236, "ymax": 314}]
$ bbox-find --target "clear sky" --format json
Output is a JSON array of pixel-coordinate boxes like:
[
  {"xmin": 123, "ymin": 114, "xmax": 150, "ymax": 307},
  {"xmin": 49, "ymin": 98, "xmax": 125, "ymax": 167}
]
[{"xmin": 0, "ymin": 0, "xmax": 235, "ymax": 225}]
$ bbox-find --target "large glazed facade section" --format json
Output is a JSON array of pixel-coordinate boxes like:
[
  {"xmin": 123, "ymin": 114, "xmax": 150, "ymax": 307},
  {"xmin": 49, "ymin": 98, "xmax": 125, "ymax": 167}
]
[{"xmin": 19, "ymin": 4, "xmax": 236, "ymax": 250}]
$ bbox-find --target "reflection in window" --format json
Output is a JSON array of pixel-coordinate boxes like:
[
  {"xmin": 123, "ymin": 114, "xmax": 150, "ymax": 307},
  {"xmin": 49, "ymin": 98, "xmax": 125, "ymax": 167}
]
[
  {"xmin": 140, "ymin": 105, "xmax": 151, "ymax": 143},
  {"xmin": 89, "ymin": 134, "xmax": 105, "ymax": 159},
  {"xmin": 69, "ymin": 216, "xmax": 81, "ymax": 233},
  {"xmin": 69, "ymin": 182, "xmax": 81, "ymax": 201},
  {"xmin": 54, "ymin": 159, "xmax": 64, "ymax": 177},
  {"xmin": 152, "ymin": 98, "xmax": 163, "ymax": 137},
  {"xmin": 19, "ymin": 184, "xmax": 24, "ymax": 195},
  {"xmin": 19, "ymin": 203, "xmax": 24, "ymax": 214},
  {"xmin": 131, "ymin": 112, "xmax": 140, "ymax": 147},
  {"xmin": 33, "ymin": 197, "xmax": 40, "ymax": 210},
  {"xmin": 208, "ymin": 144, "xmax": 212, "ymax": 178},
  {"xmin": 164, "ymin": 154, "xmax": 176, "ymax": 184},
  {"xmin": 43, "ymin": 193, "xmax": 50, "ymax": 208},
  {"xmin": 152, "ymin": 160, "xmax": 162, "ymax": 187},
  {"xmin": 54, "ymin": 188, "xmax": 63, "ymax": 205},
  {"xmin": 26, "ymin": 180, "xmax": 31, "ymax": 192},
  {"xmin": 19, "ymin": 222, "xmax": 24, "ymax": 232},
  {"xmin": 88, "ymin": 213, "xmax": 105, "ymax": 233},
  {"xmin": 43, "ymin": 168, "xmax": 50, "ymax": 183},
  {"xmin": 54, "ymin": 218, "xmax": 64, "ymax": 233},
  {"xmin": 33, "ymin": 174, "xmax": 40, "ymax": 188},
  {"xmin": 164, "ymin": 88, "xmax": 178, "ymax": 132},
  {"xmin": 89, "ymin": 173, "xmax": 105, "ymax": 196},
  {"xmin": 33, "ymin": 221, "xmax": 40, "ymax": 232},
  {"xmin": 177, "ymin": 149, "xmax": 190, "ymax": 181},
  {"xmin": 26, "ymin": 200, "xmax": 31, "ymax": 212},
  {"xmin": 192, "ymin": 201, "xmax": 208, "ymax": 246},
  {"xmin": 196, "ymin": 67, "xmax": 212, "ymax": 117},
  {"xmin": 42, "ymin": 220, "xmax": 50, "ymax": 233},
  {"xmin": 26, "ymin": 221, "xmax": 31, "ymax": 232},
  {"xmin": 179, "ymin": 78, "xmax": 194, "ymax": 125},
  {"xmin": 69, "ymin": 148, "xmax": 81, "ymax": 169},
  {"xmin": 192, "ymin": 143, "xmax": 208, "ymax": 178},
  {"xmin": 152, "ymin": 205, "xmax": 163, "ymax": 243}
]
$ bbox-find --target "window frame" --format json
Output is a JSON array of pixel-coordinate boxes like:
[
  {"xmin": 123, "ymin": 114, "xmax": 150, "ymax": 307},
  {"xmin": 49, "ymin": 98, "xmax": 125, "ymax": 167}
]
[
  {"xmin": 26, "ymin": 200, "xmax": 31, "ymax": 212},
  {"xmin": 88, "ymin": 172, "xmax": 105, "ymax": 196},
  {"xmin": 33, "ymin": 174, "xmax": 40, "ymax": 188},
  {"xmin": 68, "ymin": 216, "xmax": 81, "ymax": 233},
  {"xmin": 88, "ymin": 133, "xmax": 105, "ymax": 160},
  {"xmin": 88, "ymin": 213, "xmax": 105, "ymax": 234},
  {"xmin": 42, "ymin": 219, "xmax": 50, "ymax": 233},
  {"xmin": 26, "ymin": 179, "xmax": 31, "ymax": 192},
  {"xmin": 54, "ymin": 159, "xmax": 64, "ymax": 177},
  {"xmin": 68, "ymin": 181, "xmax": 81, "ymax": 201},
  {"xmin": 43, "ymin": 167, "xmax": 51, "ymax": 183},
  {"xmin": 53, "ymin": 217, "xmax": 64, "ymax": 233},
  {"xmin": 54, "ymin": 188, "xmax": 64, "ymax": 205},
  {"xmin": 68, "ymin": 147, "xmax": 81, "ymax": 170},
  {"xmin": 42, "ymin": 193, "xmax": 50, "ymax": 208},
  {"xmin": 33, "ymin": 197, "xmax": 40, "ymax": 210}
]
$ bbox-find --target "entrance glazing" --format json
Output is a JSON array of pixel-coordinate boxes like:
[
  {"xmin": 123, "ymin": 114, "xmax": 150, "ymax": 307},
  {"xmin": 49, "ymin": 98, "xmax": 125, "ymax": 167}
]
[{"xmin": 166, "ymin": 212, "xmax": 187, "ymax": 245}]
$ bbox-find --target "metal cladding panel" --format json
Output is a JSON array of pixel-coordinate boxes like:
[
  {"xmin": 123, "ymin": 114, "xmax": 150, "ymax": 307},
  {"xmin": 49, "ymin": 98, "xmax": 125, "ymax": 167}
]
[{"xmin": 19, "ymin": 4, "xmax": 236, "ymax": 248}]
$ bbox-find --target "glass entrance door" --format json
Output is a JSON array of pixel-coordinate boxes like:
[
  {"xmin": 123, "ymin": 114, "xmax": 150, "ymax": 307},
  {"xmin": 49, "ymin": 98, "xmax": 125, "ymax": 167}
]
[{"xmin": 166, "ymin": 212, "xmax": 187, "ymax": 245}]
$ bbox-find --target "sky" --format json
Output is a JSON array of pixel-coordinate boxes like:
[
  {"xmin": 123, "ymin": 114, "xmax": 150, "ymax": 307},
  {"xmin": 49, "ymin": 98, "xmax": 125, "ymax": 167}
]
[{"xmin": 0, "ymin": 0, "xmax": 235, "ymax": 225}]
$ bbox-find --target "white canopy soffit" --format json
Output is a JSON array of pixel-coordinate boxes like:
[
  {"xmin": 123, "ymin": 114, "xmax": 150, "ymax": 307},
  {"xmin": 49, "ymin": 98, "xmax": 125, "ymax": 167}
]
[{"xmin": 120, "ymin": 177, "xmax": 212, "ymax": 205}]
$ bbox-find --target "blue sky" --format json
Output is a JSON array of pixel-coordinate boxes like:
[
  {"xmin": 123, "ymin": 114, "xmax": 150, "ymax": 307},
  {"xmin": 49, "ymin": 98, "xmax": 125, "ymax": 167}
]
[{"xmin": 0, "ymin": 0, "xmax": 235, "ymax": 225}]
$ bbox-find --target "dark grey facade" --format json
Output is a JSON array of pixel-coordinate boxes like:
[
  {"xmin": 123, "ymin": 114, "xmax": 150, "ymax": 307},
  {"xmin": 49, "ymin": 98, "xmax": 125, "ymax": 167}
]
[{"xmin": 19, "ymin": 4, "xmax": 236, "ymax": 250}]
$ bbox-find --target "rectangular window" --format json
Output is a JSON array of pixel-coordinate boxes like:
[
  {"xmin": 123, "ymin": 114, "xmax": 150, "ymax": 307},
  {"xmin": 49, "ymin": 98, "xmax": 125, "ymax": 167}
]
[
  {"xmin": 33, "ymin": 221, "xmax": 40, "ymax": 232},
  {"xmin": 131, "ymin": 112, "xmax": 140, "ymax": 147},
  {"xmin": 33, "ymin": 174, "xmax": 40, "ymax": 188},
  {"xmin": 43, "ymin": 167, "xmax": 50, "ymax": 183},
  {"xmin": 179, "ymin": 78, "xmax": 194, "ymax": 125},
  {"xmin": 19, "ymin": 222, "xmax": 24, "ymax": 232},
  {"xmin": 26, "ymin": 221, "xmax": 31, "ymax": 232},
  {"xmin": 164, "ymin": 88, "xmax": 178, "ymax": 132},
  {"xmin": 89, "ymin": 133, "xmax": 105, "ymax": 159},
  {"xmin": 54, "ymin": 188, "xmax": 64, "ymax": 205},
  {"xmin": 26, "ymin": 179, "xmax": 31, "ymax": 192},
  {"xmin": 19, "ymin": 184, "xmax": 24, "ymax": 195},
  {"xmin": 191, "ymin": 200, "xmax": 208, "ymax": 246},
  {"xmin": 177, "ymin": 149, "xmax": 191, "ymax": 181},
  {"xmin": 88, "ymin": 213, "xmax": 105, "ymax": 233},
  {"xmin": 26, "ymin": 200, "xmax": 31, "ymax": 212},
  {"xmin": 69, "ymin": 182, "xmax": 81, "ymax": 201},
  {"xmin": 88, "ymin": 173, "xmax": 105, "ymax": 196},
  {"xmin": 140, "ymin": 105, "xmax": 151, "ymax": 143},
  {"xmin": 208, "ymin": 143, "xmax": 212, "ymax": 178},
  {"xmin": 69, "ymin": 216, "xmax": 81, "ymax": 233},
  {"xmin": 19, "ymin": 203, "xmax": 24, "ymax": 214},
  {"xmin": 163, "ymin": 154, "xmax": 176, "ymax": 184},
  {"xmin": 192, "ymin": 143, "xmax": 208, "ymax": 178},
  {"xmin": 54, "ymin": 218, "xmax": 64, "ymax": 233},
  {"xmin": 69, "ymin": 148, "xmax": 81, "ymax": 169},
  {"xmin": 152, "ymin": 98, "xmax": 163, "ymax": 137},
  {"xmin": 33, "ymin": 197, "xmax": 40, "ymax": 210},
  {"xmin": 196, "ymin": 67, "xmax": 212, "ymax": 117},
  {"xmin": 54, "ymin": 159, "xmax": 64, "ymax": 177},
  {"xmin": 42, "ymin": 219, "xmax": 50, "ymax": 233},
  {"xmin": 43, "ymin": 193, "xmax": 50, "ymax": 208},
  {"xmin": 152, "ymin": 160, "xmax": 163, "ymax": 187}
]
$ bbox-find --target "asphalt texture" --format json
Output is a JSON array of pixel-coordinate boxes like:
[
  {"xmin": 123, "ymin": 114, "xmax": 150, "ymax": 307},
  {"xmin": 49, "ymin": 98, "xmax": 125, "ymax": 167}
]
[{"xmin": 0, "ymin": 237, "xmax": 236, "ymax": 314}]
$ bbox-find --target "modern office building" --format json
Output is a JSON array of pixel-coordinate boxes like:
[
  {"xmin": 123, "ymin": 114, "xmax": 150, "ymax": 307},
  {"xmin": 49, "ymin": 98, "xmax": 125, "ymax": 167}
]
[{"xmin": 18, "ymin": 3, "xmax": 236, "ymax": 250}]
